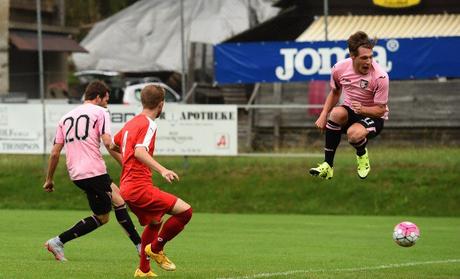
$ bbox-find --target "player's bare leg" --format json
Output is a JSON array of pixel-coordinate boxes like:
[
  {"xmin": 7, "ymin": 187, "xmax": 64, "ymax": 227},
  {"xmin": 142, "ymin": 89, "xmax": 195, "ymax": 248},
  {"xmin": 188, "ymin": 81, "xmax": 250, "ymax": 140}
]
[
  {"xmin": 145, "ymin": 199, "xmax": 192, "ymax": 271},
  {"xmin": 110, "ymin": 183, "xmax": 142, "ymax": 254},
  {"xmin": 45, "ymin": 213, "xmax": 107, "ymax": 261},
  {"xmin": 348, "ymin": 123, "xmax": 370, "ymax": 178},
  {"xmin": 310, "ymin": 106, "xmax": 348, "ymax": 179},
  {"xmin": 137, "ymin": 220, "xmax": 161, "ymax": 275}
]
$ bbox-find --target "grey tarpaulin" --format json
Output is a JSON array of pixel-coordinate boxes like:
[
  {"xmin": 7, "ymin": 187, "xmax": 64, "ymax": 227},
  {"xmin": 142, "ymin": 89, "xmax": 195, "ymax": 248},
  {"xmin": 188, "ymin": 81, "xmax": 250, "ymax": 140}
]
[{"xmin": 72, "ymin": 0, "xmax": 278, "ymax": 72}]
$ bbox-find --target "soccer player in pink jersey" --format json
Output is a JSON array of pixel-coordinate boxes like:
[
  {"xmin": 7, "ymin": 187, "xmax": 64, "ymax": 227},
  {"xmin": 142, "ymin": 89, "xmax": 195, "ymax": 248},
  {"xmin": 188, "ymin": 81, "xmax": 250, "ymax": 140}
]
[
  {"xmin": 309, "ymin": 31, "xmax": 389, "ymax": 179},
  {"xmin": 43, "ymin": 81, "xmax": 141, "ymax": 261},
  {"xmin": 111, "ymin": 85, "xmax": 192, "ymax": 277}
]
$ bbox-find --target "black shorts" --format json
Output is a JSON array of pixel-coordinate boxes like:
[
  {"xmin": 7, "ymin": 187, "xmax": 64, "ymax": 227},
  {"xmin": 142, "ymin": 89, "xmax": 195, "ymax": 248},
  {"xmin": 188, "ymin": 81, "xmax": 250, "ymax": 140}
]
[
  {"xmin": 73, "ymin": 174, "xmax": 113, "ymax": 215},
  {"xmin": 342, "ymin": 105, "xmax": 384, "ymax": 139}
]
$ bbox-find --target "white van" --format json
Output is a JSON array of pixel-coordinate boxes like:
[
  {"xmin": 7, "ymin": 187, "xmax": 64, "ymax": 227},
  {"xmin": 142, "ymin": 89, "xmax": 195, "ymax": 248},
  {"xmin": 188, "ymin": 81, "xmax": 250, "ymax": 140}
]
[
  {"xmin": 122, "ymin": 82, "xmax": 181, "ymax": 105},
  {"xmin": 74, "ymin": 70, "xmax": 181, "ymax": 105}
]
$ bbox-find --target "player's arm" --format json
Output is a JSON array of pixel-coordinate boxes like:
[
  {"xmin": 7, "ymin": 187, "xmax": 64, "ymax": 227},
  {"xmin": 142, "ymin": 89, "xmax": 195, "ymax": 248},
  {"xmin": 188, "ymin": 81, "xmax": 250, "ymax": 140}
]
[
  {"xmin": 321, "ymin": 88, "xmax": 341, "ymax": 115},
  {"xmin": 109, "ymin": 143, "xmax": 120, "ymax": 153},
  {"xmin": 315, "ymin": 88, "xmax": 341, "ymax": 130},
  {"xmin": 98, "ymin": 110, "xmax": 122, "ymax": 165},
  {"xmin": 102, "ymin": 134, "xmax": 122, "ymax": 166},
  {"xmin": 350, "ymin": 102, "xmax": 387, "ymax": 118},
  {"xmin": 43, "ymin": 143, "xmax": 64, "ymax": 193},
  {"xmin": 351, "ymin": 75, "xmax": 389, "ymax": 118},
  {"xmin": 134, "ymin": 147, "xmax": 179, "ymax": 183},
  {"xmin": 110, "ymin": 129, "xmax": 122, "ymax": 153},
  {"xmin": 315, "ymin": 65, "xmax": 342, "ymax": 131}
]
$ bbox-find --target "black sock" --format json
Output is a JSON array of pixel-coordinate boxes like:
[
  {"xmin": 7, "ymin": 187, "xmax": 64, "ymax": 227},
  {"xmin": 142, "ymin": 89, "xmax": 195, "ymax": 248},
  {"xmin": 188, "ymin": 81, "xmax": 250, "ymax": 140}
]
[
  {"xmin": 58, "ymin": 215, "xmax": 102, "ymax": 244},
  {"xmin": 324, "ymin": 120, "xmax": 342, "ymax": 167},
  {"xmin": 351, "ymin": 138, "xmax": 368, "ymax": 156},
  {"xmin": 114, "ymin": 204, "xmax": 141, "ymax": 246}
]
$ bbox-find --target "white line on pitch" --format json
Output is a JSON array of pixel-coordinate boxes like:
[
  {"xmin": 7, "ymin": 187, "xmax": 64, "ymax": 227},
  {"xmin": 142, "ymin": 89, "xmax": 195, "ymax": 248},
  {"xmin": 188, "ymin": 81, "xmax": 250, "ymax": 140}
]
[
  {"xmin": 238, "ymin": 153, "xmax": 322, "ymax": 158},
  {"xmin": 217, "ymin": 259, "xmax": 460, "ymax": 279}
]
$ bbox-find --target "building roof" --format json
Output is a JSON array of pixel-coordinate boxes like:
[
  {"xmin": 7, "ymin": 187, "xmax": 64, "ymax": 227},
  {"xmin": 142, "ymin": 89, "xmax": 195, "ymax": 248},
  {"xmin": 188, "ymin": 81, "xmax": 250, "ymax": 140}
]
[
  {"xmin": 297, "ymin": 14, "xmax": 460, "ymax": 41},
  {"xmin": 9, "ymin": 30, "xmax": 87, "ymax": 52}
]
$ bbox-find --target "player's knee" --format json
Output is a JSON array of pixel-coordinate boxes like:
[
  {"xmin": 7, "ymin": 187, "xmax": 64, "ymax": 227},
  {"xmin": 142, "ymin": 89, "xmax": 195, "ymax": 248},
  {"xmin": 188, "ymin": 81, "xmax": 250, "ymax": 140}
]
[
  {"xmin": 111, "ymin": 194, "xmax": 125, "ymax": 207},
  {"xmin": 95, "ymin": 213, "xmax": 110, "ymax": 225},
  {"xmin": 110, "ymin": 184, "xmax": 124, "ymax": 205},
  {"xmin": 176, "ymin": 207, "xmax": 192, "ymax": 225},
  {"xmin": 347, "ymin": 129, "xmax": 356, "ymax": 141},
  {"xmin": 181, "ymin": 200, "xmax": 191, "ymax": 211},
  {"xmin": 347, "ymin": 129, "xmax": 365, "ymax": 143},
  {"xmin": 329, "ymin": 107, "xmax": 347, "ymax": 124},
  {"xmin": 149, "ymin": 220, "xmax": 162, "ymax": 226}
]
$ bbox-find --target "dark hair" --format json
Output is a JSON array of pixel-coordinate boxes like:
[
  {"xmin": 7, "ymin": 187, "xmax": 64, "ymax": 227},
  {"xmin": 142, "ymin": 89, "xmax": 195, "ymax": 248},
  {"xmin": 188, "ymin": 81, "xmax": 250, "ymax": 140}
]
[
  {"xmin": 141, "ymin": 85, "xmax": 165, "ymax": 109},
  {"xmin": 347, "ymin": 31, "xmax": 377, "ymax": 57},
  {"xmin": 84, "ymin": 80, "xmax": 109, "ymax": 101}
]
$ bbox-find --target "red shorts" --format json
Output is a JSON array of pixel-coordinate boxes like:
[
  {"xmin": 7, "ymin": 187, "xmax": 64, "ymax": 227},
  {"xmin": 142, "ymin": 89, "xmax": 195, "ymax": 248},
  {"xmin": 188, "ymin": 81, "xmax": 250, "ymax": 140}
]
[{"xmin": 121, "ymin": 184, "xmax": 178, "ymax": 226}]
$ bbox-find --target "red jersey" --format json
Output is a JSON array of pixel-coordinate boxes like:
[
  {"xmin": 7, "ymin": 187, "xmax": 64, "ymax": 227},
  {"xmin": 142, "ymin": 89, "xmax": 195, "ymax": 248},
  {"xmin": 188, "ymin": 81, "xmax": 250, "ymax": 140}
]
[
  {"xmin": 114, "ymin": 114, "xmax": 178, "ymax": 225},
  {"xmin": 114, "ymin": 114, "xmax": 157, "ymax": 192}
]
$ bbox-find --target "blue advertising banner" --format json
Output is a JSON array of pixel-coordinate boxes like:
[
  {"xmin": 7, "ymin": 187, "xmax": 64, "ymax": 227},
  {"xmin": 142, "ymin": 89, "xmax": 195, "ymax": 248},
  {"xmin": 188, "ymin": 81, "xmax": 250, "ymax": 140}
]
[{"xmin": 214, "ymin": 37, "xmax": 460, "ymax": 84}]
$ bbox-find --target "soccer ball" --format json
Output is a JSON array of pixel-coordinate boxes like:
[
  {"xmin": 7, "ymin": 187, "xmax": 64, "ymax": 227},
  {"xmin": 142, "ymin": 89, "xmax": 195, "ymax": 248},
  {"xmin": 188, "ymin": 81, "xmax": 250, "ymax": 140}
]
[{"xmin": 392, "ymin": 221, "xmax": 420, "ymax": 247}]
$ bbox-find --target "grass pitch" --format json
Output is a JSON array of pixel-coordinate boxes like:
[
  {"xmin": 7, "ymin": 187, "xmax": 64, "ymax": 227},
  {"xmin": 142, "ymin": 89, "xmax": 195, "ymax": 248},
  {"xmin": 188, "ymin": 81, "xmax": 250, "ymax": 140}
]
[
  {"xmin": 1, "ymin": 210, "xmax": 459, "ymax": 279},
  {"xmin": 1, "ymin": 147, "xmax": 460, "ymax": 216}
]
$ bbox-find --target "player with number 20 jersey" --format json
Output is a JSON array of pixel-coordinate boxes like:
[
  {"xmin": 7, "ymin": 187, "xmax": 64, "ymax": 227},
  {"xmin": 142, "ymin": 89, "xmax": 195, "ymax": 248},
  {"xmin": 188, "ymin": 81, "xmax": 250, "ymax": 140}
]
[
  {"xmin": 55, "ymin": 103, "xmax": 111, "ymax": 180},
  {"xmin": 43, "ymin": 81, "xmax": 141, "ymax": 264}
]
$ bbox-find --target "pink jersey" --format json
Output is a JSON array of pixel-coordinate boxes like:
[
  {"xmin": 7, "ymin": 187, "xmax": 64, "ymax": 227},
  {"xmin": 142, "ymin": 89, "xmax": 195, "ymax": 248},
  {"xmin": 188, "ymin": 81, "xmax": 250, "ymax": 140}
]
[
  {"xmin": 330, "ymin": 58, "xmax": 389, "ymax": 119},
  {"xmin": 54, "ymin": 103, "xmax": 111, "ymax": 180}
]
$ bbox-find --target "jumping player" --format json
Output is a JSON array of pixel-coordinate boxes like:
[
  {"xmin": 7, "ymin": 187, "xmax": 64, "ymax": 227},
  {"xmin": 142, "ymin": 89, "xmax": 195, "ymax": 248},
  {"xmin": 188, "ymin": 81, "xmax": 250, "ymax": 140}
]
[{"xmin": 309, "ymin": 31, "xmax": 389, "ymax": 179}]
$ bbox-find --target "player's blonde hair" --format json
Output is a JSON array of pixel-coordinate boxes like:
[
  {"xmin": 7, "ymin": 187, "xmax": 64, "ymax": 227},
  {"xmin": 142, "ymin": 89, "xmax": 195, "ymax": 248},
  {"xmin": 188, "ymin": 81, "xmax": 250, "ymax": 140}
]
[{"xmin": 141, "ymin": 85, "xmax": 165, "ymax": 109}]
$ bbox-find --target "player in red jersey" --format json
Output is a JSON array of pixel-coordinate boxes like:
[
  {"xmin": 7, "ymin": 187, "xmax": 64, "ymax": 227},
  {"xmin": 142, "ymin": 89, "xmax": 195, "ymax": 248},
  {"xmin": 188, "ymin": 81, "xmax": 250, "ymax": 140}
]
[{"xmin": 112, "ymin": 84, "xmax": 192, "ymax": 277}]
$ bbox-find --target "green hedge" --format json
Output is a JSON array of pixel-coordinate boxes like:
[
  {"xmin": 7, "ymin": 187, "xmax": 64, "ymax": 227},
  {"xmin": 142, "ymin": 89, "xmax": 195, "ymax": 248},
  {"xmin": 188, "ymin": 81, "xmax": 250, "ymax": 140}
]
[{"xmin": 1, "ymin": 147, "xmax": 459, "ymax": 216}]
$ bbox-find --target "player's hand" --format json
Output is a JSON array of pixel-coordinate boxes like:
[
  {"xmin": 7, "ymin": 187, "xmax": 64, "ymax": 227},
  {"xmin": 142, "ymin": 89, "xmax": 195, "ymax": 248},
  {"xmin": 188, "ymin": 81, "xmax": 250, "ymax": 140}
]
[
  {"xmin": 161, "ymin": 169, "xmax": 179, "ymax": 183},
  {"xmin": 43, "ymin": 181, "xmax": 55, "ymax": 192},
  {"xmin": 315, "ymin": 114, "xmax": 327, "ymax": 132},
  {"xmin": 110, "ymin": 143, "xmax": 120, "ymax": 152},
  {"xmin": 351, "ymin": 101, "xmax": 363, "ymax": 114}
]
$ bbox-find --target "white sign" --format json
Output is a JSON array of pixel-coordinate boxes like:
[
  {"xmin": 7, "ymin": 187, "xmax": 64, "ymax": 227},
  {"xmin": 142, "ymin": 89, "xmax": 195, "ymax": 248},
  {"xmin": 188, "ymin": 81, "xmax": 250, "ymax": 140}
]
[
  {"xmin": 5, "ymin": 103, "xmax": 237, "ymax": 156},
  {"xmin": 110, "ymin": 104, "xmax": 238, "ymax": 156},
  {"xmin": 45, "ymin": 104, "xmax": 75, "ymax": 153},
  {"xmin": 0, "ymin": 104, "xmax": 44, "ymax": 154}
]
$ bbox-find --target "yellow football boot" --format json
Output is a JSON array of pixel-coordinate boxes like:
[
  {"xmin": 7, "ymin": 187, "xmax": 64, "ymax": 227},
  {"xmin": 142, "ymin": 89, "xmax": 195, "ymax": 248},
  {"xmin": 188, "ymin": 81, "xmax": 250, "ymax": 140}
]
[
  {"xmin": 145, "ymin": 244, "xmax": 176, "ymax": 271},
  {"xmin": 134, "ymin": 268, "xmax": 157, "ymax": 277}
]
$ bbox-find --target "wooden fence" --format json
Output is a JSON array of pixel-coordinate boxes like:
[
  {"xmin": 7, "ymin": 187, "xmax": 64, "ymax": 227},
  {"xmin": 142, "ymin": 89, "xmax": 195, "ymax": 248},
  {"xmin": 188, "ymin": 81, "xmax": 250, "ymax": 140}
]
[{"xmin": 241, "ymin": 80, "xmax": 460, "ymax": 150}]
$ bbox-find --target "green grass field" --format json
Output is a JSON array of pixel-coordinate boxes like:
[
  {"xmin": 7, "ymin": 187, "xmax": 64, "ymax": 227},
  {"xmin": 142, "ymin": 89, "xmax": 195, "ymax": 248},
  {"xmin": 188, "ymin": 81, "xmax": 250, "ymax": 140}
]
[
  {"xmin": 1, "ymin": 147, "xmax": 459, "ymax": 278},
  {"xmin": 1, "ymin": 147, "xmax": 460, "ymax": 216},
  {"xmin": 1, "ymin": 209, "xmax": 459, "ymax": 279}
]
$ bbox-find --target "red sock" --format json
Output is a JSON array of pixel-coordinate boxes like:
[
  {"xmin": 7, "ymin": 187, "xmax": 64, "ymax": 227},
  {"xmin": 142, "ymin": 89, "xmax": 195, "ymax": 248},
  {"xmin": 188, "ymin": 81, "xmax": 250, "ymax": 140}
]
[
  {"xmin": 140, "ymin": 223, "xmax": 161, "ymax": 273},
  {"xmin": 152, "ymin": 208, "xmax": 192, "ymax": 253}
]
